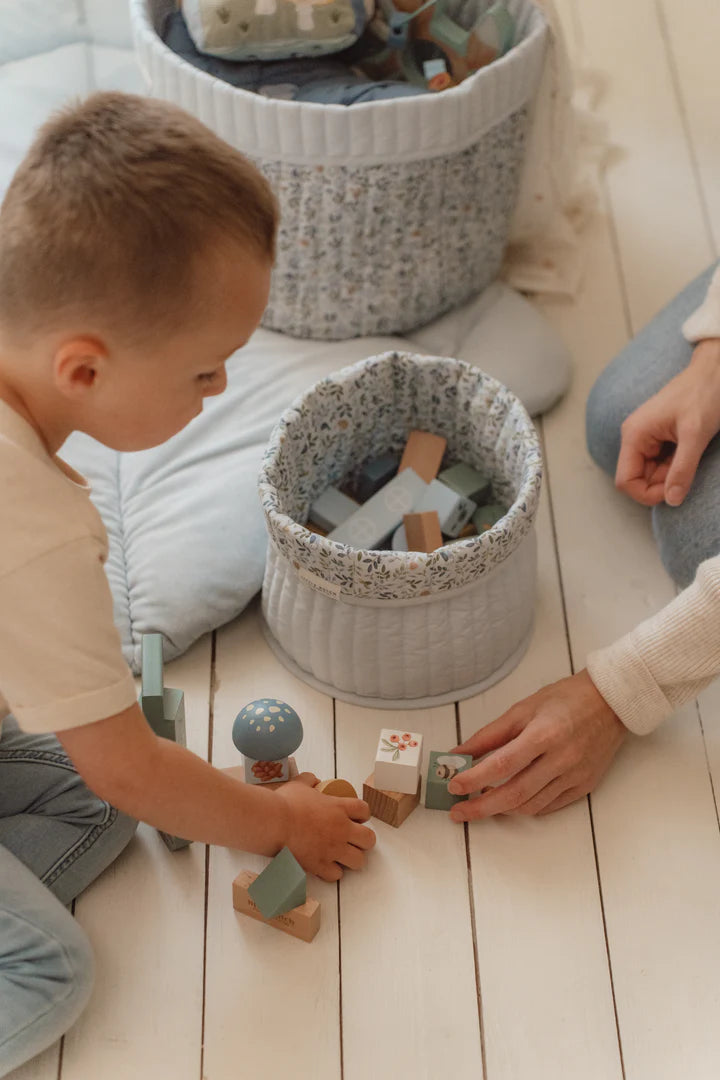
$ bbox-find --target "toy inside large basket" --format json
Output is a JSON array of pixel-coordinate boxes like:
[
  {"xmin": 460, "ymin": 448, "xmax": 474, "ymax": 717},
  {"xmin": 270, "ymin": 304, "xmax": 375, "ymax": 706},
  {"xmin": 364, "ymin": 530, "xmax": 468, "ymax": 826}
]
[
  {"xmin": 259, "ymin": 351, "xmax": 542, "ymax": 706},
  {"xmin": 131, "ymin": 0, "xmax": 548, "ymax": 340}
]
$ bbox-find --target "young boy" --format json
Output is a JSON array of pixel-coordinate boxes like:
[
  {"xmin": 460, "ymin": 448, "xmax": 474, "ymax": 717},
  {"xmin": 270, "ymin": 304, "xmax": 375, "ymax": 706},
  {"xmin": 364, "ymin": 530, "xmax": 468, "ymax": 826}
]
[{"xmin": 0, "ymin": 92, "xmax": 375, "ymax": 1076}]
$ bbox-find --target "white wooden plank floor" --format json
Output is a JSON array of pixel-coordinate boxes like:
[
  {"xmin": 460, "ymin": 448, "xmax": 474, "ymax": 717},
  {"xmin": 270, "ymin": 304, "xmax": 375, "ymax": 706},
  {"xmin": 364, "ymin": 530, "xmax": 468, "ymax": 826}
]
[{"xmin": 10, "ymin": 0, "xmax": 720, "ymax": 1076}]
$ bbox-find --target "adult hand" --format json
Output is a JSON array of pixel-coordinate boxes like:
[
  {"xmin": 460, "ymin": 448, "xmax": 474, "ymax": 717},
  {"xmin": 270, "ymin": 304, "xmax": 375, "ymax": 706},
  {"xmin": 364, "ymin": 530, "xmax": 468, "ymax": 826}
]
[
  {"xmin": 446, "ymin": 670, "xmax": 627, "ymax": 821},
  {"xmin": 275, "ymin": 773, "xmax": 376, "ymax": 881},
  {"xmin": 615, "ymin": 337, "xmax": 720, "ymax": 507}
]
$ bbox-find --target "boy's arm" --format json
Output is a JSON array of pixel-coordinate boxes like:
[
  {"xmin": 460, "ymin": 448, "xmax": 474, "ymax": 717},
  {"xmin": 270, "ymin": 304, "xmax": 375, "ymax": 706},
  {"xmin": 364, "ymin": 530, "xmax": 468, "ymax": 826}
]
[{"xmin": 58, "ymin": 703, "xmax": 375, "ymax": 880}]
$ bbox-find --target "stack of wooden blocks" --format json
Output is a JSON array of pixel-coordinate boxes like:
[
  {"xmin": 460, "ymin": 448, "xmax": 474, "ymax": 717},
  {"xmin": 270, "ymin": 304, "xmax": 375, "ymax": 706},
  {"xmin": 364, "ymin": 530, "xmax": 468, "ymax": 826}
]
[
  {"xmin": 306, "ymin": 429, "xmax": 507, "ymax": 554},
  {"xmin": 223, "ymin": 701, "xmax": 480, "ymax": 944}
]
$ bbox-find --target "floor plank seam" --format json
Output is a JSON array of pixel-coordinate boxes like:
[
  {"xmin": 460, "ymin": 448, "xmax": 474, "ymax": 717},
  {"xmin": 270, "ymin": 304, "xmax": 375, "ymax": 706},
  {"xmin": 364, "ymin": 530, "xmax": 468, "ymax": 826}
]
[
  {"xmin": 655, "ymin": 0, "xmax": 718, "ymax": 256},
  {"xmin": 538, "ymin": 422, "xmax": 575, "ymax": 674},
  {"xmin": 333, "ymin": 699, "xmax": 346, "ymax": 1080},
  {"xmin": 199, "ymin": 632, "xmax": 218, "ymax": 1080},
  {"xmin": 599, "ymin": 175, "xmax": 634, "ymax": 338},
  {"xmin": 587, "ymin": 798, "xmax": 627, "ymax": 1080},
  {"xmin": 694, "ymin": 698, "xmax": 720, "ymax": 836},
  {"xmin": 456, "ymin": 706, "xmax": 487, "ymax": 1077}
]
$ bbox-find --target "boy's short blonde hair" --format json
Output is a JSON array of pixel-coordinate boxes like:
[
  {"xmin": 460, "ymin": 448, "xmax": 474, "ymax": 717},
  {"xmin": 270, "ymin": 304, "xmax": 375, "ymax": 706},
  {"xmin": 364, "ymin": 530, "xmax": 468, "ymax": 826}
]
[{"xmin": 0, "ymin": 92, "xmax": 278, "ymax": 344}]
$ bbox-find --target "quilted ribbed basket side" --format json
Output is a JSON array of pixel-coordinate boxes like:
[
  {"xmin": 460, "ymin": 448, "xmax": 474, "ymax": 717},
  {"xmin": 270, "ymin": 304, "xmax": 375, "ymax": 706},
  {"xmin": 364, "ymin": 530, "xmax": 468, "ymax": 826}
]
[{"xmin": 131, "ymin": 0, "xmax": 548, "ymax": 339}]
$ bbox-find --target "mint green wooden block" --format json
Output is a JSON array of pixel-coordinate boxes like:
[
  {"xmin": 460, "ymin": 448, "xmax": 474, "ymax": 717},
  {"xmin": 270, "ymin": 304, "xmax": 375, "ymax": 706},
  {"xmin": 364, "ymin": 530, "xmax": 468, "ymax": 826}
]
[
  {"xmin": 139, "ymin": 633, "xmax": 165, "ymax": 732},
  {"xmin": 472, "ymin": 503, "xmax": 506, "ymax": 534},
  {"xmin": 138, "ymin": 634, "xmax": 190, "ymax": 851},
  {"xmin": 425, "ymin": 751, "xmax": 473, "ymax": 811},
  {"xmin": 248, "ymin": 847, "xmax": 307, "ymax": 920},
  {"xmin": 439, "ymin": 463, "xmax": 491, "ymax": 505}
]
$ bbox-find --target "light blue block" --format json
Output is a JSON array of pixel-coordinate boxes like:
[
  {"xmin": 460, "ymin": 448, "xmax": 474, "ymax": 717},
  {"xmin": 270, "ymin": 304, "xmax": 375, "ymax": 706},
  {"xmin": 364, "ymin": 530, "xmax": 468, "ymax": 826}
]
[
  {"xmin": 309, "ymin": 487, "xmax": 359, "ymax": 532},
  {"xmin": 413, "ymin": 480, "xmax": 475, "ymax": 538},
  {"xmin": 248, "ymin": 847, "xmax": 307, "ymax": 920},
  {"xmin": 328, "ymin": 468, "xmax": 427, "ymax": 549},
  {"xmin": 439, "ymin": 463, "xmax": 491, "ymax": 505}
]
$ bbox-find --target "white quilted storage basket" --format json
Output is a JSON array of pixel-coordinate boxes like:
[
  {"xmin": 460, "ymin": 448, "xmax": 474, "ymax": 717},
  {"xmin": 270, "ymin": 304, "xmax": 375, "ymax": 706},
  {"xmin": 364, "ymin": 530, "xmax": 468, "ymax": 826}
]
[
  {"xmin": 131, "ymin": 0, "xmax": 548, "ymax": 341},
  {"xmin": 259, "ymin": 352, "xmax": 542, "ymax": 707}
]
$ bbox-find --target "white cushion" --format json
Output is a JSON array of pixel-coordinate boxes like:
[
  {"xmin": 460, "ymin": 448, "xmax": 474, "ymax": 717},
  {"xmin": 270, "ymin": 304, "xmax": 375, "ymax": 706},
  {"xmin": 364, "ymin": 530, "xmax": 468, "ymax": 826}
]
[{"xmin": 0, "ymin": 1, "xmax": 85, "ymax": 64}]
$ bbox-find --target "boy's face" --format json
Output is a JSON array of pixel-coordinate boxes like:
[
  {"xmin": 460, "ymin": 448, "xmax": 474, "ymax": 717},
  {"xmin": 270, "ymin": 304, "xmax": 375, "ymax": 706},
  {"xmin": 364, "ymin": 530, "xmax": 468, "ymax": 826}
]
[{"xmin": 82, "ymin": 246, "xmax": 272, "ymax": 452}]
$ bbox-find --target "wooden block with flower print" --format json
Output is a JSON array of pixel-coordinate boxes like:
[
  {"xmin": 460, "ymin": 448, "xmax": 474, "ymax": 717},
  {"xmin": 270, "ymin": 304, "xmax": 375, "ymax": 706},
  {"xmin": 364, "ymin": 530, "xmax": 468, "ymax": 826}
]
[{"xmin": 373, "ymin": 728, "xmax": 424, "ymax": 795}]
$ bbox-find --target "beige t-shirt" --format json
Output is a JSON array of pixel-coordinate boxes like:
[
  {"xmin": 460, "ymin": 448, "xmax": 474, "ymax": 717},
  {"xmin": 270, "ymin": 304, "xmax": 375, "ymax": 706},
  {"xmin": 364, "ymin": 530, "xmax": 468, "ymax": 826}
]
[{"xmin": 0, "ymin": 400, "xmax": 137, "ymax": 734}]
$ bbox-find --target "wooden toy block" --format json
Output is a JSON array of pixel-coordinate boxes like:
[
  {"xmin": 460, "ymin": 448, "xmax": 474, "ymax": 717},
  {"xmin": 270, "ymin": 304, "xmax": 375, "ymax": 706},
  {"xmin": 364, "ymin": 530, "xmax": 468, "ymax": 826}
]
[
  {"xmin": 425, "ymin": 751, "xmax": 473, "ymax": 810},
  {"xmin": 458, "ymin": 522, "xmax": 478, "ymax": 538},
  {"xmin": 472, "ymin": 503, "xmax": 507, "ymax": 533},
  {"xmin": 403, "ymin": 511, "xmax": 443, "ymax": 553},
  {"xmin": 309, "ymin": 487, "xmax": 359, "ymax": 532},
  {"xmin": 247, "ymin": 847, "xmax": 306, "ymax": 920},
  {"xmin": 374, "ymin": 729, "xmax": 424, "ymax": 794},
  {"xmin": 232, "ymin": 869, "xmax": 320, "ymax": 943},
  {"xmin": 363, "ymin": 773, "xmax": 421, "ymax": 827},
  {"xmin": 305, "ymin": 520, "xmax": 328, "ymax": 537},
  {"xmin": 355, "ymin": 452, "xmax": 401, "ymax": 502},
  {"xmin": 138, "ymin": 633, "xmax": 190, "ymax": 851},
  {"xmin": 232, "ymin": 699, "xmax": 304, "ymax": 785},
  {"xmin": 391, "ymin": 523, "xmax": 408, "ymax": 551},
  {"xmin": 398, "ymin": 430, "xmax": 447, "ymax": 484},
  {"xmin": 316, "ymin": 778, "xmax": 358, "ymax": 798},
  {"xmin": 139, "ymin": 633, "xmax": 164, "ymax": 730},
  {"xmin": 413, "ymin": 479, "xmax": 475, "ymax": 537},
  {"xmin": 439, "ymin": 463, "xmax": 492, "ymax": 505},
  {"xmin": 221, "ymin": 757, "xmax": 298, "ymax": 788},
  {"xmin": 328, "ymin": 468, "xmax": 427, "ymax": 549}
]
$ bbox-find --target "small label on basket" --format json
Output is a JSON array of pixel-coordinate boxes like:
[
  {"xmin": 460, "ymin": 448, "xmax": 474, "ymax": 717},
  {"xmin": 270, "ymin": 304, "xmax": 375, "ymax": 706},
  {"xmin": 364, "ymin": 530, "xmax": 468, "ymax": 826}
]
[{"xmin": 299, "ymin": 568, "xmax": 341, "ymax": 600}]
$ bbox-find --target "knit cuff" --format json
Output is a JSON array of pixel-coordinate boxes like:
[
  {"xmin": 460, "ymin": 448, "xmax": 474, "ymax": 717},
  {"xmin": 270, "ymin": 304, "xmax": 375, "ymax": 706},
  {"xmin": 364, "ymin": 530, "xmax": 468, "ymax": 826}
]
[
  {"xmin": 586, "ymin": 640, "xmax": 673, "ymax": 736},
  {"xmin": 683, "ymin": 265, "xmax": 720, "ymax": 342}
]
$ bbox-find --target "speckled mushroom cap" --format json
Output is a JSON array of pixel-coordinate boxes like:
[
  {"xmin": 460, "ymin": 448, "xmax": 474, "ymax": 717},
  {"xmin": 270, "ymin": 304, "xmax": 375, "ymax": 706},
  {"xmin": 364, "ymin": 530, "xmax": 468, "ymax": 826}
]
[{"xmin": 232, "ymin": 699, "xmax": 303, "ymax": 760}]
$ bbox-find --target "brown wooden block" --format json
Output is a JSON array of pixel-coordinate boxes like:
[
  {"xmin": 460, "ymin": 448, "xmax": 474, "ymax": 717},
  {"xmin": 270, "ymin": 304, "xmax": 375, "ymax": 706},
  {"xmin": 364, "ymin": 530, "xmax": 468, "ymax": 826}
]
[
  {"xmin": 458, "ymin": 521, "xmax": 478, "ymax": 538},
  {"xmin": 222, "ymin": 756, "xmax": 298, "ymax": 789},
  {"xmin": 305, "ymin": 520, "xmax": 328, "ymax": 537},
  {"xmin": 316, "ymin": 778, "xmax": 358, "ymax": 798},
  {"xmin": 398, "ymin": 430, "xmax": 447, "ymax": 484},
  {"xmin": 403, "ymin": 511, "xmax": 443, "ymax": 553},
  {"xmin": 232, "ymin": 870, "xmax": 321, "ymax": 943},
  {"xmin": 362, "ymin": 773, "xmax": 421, "ymax": 828}
]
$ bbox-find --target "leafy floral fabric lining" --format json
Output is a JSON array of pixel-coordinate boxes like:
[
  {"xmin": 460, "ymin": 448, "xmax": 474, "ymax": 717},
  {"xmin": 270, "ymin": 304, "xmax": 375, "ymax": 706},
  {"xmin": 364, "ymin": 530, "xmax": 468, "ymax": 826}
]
[{"xmin": 259, "ymin": 351, "xmax": 542, "ymax": 600}]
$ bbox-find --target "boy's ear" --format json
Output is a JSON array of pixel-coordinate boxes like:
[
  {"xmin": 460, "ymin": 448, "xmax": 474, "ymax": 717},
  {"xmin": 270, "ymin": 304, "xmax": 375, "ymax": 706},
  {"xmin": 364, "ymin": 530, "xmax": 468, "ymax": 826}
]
[{"xmin": 53, "ymin": 336, "xmax": 109, "ymax": 398}]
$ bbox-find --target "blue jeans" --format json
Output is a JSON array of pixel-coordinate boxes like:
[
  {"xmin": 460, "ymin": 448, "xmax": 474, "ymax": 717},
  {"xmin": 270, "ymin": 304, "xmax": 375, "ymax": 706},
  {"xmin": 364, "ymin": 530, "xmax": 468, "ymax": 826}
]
[
  {"xmin": 586, "ymin": 263, "xmax": 720, "ymax": 587},
  {"xmin": 0, "ymin": 717, "xmax": 137, "ymax": 1077}
]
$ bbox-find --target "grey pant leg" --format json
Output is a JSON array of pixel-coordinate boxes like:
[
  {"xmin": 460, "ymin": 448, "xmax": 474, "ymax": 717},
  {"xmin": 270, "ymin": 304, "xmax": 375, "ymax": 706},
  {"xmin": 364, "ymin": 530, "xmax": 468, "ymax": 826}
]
[
  {"xmin": 0, "ymin": 846, "xmax": 94, "ymax": 1078},
  {"xmin": 585, "ymin": 263, "xmax": 720, "ymax": 587},
  {"xmin": 0, "ymin": 717, "xmax": 138, "ymax": 906}
]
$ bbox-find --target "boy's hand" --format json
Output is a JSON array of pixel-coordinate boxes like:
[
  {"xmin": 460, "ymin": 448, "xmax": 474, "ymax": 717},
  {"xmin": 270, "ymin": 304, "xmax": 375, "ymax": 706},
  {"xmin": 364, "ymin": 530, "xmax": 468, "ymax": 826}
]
[
  {"xmin": 445, "ymin": 670, "xmax": 626, "ymax": 820},
  {"xmin": 615, "ymin": 338, "xmax": 720, "ymax": 507},
  {"xmin": 274, "ymin": 774, "xmax": 376, "ymax": 881}
]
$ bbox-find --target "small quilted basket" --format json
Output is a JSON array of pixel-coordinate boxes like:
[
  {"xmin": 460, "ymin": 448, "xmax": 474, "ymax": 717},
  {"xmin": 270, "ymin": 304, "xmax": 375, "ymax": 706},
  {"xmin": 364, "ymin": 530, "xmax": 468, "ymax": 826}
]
[{"xmin": 259, "ymin": 351, "xmax": 542, "ymax": 707}]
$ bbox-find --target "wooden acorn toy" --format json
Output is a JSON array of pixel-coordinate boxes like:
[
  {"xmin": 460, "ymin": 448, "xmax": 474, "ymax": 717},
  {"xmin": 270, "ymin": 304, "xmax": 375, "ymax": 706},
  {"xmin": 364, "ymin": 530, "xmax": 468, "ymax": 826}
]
[{"xmin": 232, "ymin": 699, "xmax": 304, "ymax": 785}]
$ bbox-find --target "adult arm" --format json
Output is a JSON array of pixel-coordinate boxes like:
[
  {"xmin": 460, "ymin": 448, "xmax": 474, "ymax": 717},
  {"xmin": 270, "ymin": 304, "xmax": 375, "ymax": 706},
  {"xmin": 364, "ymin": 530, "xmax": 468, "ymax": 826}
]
[{"xmin": 447, "ymin": 554, "xmax": 720, "ymax": 819}]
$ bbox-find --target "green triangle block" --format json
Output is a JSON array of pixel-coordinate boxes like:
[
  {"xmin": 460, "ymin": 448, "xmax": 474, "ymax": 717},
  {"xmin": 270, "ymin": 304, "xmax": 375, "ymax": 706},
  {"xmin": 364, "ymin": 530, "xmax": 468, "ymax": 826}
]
[{"xmin": 248, "ymin": 847, "xmax": 307, "ymax": 920}]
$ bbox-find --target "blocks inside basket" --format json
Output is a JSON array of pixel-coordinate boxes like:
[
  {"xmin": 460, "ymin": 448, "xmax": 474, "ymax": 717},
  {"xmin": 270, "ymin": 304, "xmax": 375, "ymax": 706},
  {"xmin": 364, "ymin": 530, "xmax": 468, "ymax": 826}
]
[{"xmin": 305, "ymin": 429, "xmax": 506, "ymax": 554}]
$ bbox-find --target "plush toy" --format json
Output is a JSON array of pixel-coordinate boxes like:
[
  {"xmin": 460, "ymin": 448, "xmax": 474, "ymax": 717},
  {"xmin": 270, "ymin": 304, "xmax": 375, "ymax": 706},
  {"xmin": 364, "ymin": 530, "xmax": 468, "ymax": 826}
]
[
  {"xmin": 181, "ymin": 0, "xmax": 375, "ymax": 60},
  {"xmin": 355, "ymin": 0, "xmax": 515, "ymax": 91}
]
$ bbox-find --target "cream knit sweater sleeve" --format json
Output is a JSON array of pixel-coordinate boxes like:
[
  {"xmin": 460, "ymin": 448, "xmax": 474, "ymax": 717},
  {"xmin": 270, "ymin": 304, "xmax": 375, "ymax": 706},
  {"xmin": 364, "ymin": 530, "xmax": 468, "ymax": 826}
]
[{"xmin": 586, "ymin": 264, "xmax": 720, "ymax": 735}]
